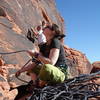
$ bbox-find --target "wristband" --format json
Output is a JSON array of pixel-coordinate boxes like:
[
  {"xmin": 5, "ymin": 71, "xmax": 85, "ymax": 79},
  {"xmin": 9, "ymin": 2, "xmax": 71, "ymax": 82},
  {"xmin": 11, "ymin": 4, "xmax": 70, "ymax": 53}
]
[{"xmin": 35, "ymin": 53, "xmax": 39, "ymax": 58}]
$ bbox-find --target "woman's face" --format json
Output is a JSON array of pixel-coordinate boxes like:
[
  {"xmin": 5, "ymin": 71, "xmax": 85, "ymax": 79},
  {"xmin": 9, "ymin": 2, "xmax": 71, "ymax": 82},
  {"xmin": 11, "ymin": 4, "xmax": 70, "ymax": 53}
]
[
  {"xmin": 43, "ymin": 28, "xmax": 51, "ymax": 36},
  {"xmin": 43, "ymin": 28, "xmax": 54, "ymax": 40}
]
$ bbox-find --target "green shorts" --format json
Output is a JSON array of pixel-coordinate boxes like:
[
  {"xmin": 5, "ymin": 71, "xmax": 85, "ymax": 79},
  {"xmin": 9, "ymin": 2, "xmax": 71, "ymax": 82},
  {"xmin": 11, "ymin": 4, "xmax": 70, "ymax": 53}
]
[
  {"xmin": 38, "ymin": 64, "xmax": 65, "ymax": 83},
  {"xmin": 27, "ymin": 64, "xmax": 65, "ymax": 84}
]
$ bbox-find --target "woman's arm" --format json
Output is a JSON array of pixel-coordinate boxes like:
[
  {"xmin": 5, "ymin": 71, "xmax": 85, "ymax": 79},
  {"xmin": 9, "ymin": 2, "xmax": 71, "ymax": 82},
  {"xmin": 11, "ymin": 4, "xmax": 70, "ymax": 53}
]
[
  {"xmin": 49, "ymin": 48, "xmax": 59, "ymax": 65},
  {"xmin": 37, "ymin": 48, "xmax": 59, "ymax": 65}
]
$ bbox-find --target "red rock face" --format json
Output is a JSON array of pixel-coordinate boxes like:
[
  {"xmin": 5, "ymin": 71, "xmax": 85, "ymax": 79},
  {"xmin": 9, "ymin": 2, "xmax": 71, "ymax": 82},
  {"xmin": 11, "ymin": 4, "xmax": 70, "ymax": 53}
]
[
  {"xmin": 92, "ymin": 61, "xmax": 100, "ymax": 72},
  {"xmin": 0, "ymin": 57, "xmax": 31, "ymax": 99},
  {"xmin": 0, "ymin": 57, "xmax": 5, "ymax": 66},
  {"xmin": 91, "ymin": 61, "xmax": 100, "ymax": 84},
  {"xmin": 64, "ymin": 45, "xmax": 93, "ymax": 77},
  {"xmin": 0, "ymin": 58, "xmax": 16, "ymax": 99}
]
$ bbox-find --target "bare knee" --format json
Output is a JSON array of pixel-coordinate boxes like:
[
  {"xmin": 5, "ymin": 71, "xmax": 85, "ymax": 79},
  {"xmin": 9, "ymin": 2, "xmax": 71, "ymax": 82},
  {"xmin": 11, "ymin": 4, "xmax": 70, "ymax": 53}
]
[{"xmin": 30, "ymin": 73, "xmax": 37, "ymax": 81}]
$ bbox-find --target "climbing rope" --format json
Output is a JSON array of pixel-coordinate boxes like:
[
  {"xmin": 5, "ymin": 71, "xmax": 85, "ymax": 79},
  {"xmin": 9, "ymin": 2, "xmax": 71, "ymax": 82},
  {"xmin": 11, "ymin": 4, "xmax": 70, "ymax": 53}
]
[
  {"xmin": 0, "ymin": 50, "xmax": 32, "ymax": 83},
  {"xmin": 0, "ymin": 50, "xmax": 28, "ymax": 55},
  {"xmin": 16, "ymin": 58, "xmax": 32, "ymax": 83},
  {"xmin": 16, "ymin": 57, "xmax": 42, "ymax": 84},
  {"xmin": 0, "ymin": 50, "xmax": 42, "ymax": 83}
]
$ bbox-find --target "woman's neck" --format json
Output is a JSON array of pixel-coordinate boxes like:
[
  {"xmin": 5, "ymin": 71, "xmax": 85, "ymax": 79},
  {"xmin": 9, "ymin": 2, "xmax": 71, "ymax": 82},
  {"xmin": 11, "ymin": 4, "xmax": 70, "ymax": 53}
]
[
  {"xmin": 46, "ymin": 34, "xmax": 54, "ymax": 45},
  {"xmin": 46, "ymin": 38, "xmax": 53, "ymax": 45}
]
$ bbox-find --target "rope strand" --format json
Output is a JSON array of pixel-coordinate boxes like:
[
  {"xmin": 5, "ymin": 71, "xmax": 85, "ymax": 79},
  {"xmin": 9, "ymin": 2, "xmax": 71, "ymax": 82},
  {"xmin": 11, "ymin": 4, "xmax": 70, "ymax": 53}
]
[
  {"xmin": 0, "ymin": 50, "xmax": 28, "ymax": 55},
  {"xmin": 16, "ymin": 58, "xmax": 32, "ymax": 83},
  {"xmin": 0, "ymin": 50, "xmax": 33, "ymax": 83},
  {"xmin": 0, "ymin": 50, "xmax": 42, "ymax": 84}
]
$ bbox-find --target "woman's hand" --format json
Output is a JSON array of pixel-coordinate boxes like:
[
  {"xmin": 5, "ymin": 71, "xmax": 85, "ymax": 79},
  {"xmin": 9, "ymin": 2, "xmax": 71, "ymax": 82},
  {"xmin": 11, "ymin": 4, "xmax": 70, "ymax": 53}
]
[
  {"xmin": 15, "ymin": 70, "xmax": 21, "ymax": 77},
  {"xmin": 27, "ymin": 50, "xmax": 35, "ymax": 57},
  {"xmin": 27, "ymin": 50, "xmax": 40, "ymax": 58}
]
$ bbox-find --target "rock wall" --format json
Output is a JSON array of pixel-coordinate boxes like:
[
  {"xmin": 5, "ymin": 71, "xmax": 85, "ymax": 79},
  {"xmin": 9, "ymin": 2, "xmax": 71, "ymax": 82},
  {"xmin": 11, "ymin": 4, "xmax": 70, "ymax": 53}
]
[{"xmin": 0, "ymin": 0, "xmax": 64, "ymax": 65}]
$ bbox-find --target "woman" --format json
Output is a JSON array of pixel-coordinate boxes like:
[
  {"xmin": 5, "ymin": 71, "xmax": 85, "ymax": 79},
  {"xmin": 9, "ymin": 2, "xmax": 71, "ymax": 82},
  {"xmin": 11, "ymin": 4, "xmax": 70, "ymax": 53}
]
[{"xmin": 15, "ymin": 24, "xmax": 68, "ymax": 86}]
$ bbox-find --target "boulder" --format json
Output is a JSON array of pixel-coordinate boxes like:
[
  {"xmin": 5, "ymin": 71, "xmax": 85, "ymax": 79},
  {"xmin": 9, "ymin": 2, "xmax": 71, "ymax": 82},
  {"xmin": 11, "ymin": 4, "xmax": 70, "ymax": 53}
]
[
  {"xmin": 64, "ymin": 45, "xmax": 93, "ymax": 77},
  {"xmin": 92, "ymin": 61, "xmax": 100, "ymax": 72},
  {"xmin": 91, "ymin": 61, "xmax": 100, "ymax": 84}
]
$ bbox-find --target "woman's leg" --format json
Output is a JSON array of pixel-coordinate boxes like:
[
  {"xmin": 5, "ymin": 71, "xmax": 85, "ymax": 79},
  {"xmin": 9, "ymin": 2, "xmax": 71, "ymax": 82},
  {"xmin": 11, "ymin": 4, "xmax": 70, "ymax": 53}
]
[
  {"xmin": 20, "ymin": 62, "xmax": 36, "ymax": 73},
  {"xmin": 26, "ymin": 63, "xmax": 41, "ymax": 84},
  {"xmin": 29, "ymin": 73, "xmax": 37, "ymax": 81}
]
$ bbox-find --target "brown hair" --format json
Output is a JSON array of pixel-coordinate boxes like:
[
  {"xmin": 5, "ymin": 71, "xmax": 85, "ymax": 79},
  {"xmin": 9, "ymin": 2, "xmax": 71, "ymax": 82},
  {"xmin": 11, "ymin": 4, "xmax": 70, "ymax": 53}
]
[{"xmin": 43, "ymin": 24, "xmax": 65, "ymax": 40}]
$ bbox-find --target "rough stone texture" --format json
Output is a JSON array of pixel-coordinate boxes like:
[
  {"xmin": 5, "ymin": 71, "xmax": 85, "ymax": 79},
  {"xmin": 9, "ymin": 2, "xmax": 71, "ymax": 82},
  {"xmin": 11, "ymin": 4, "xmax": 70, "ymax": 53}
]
[
  {"xmin": 92, "ymin": 61, "xmax": 100, "ymax": 72},
  {"xmin": 64, "ymin": 45, "xmax": 93, "ymax": 77},
  {"xmin": 0, "ymin": 58, "xmax": 30, "ymax": 100},
  {"xmin": 0, "ymin": 0, "xmax": 99, "ymax": 100},
  {"xmin": 0, "ymin": 81, "xmax": 17, "ymax": 100},
  {"xmin": 91, "ymin": 61, "xmax": 100, "ymax": 84},
  {"xmin": 0, "ymin": 57, "xmax": 5, "ymax": 66}
]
